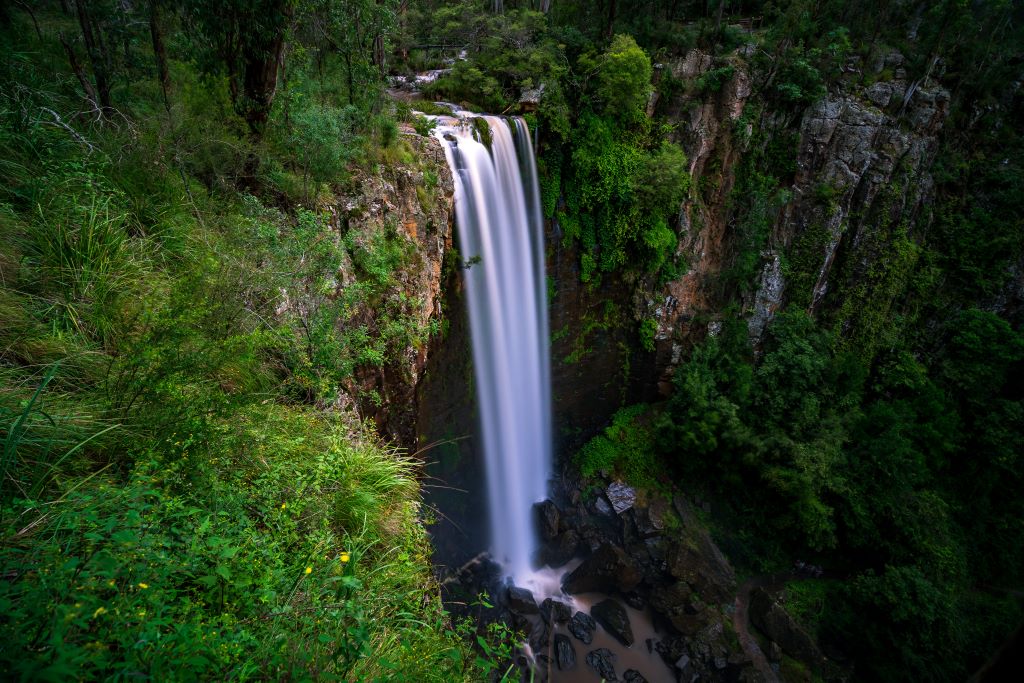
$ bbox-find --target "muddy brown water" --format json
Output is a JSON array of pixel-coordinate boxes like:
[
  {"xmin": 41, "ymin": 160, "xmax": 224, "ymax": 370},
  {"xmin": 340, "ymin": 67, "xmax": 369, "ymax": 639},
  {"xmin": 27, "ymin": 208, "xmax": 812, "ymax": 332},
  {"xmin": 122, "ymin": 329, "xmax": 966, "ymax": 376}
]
[{"xmin": 537, "ymin": 593, "xmax": 675, "ymax": 682}]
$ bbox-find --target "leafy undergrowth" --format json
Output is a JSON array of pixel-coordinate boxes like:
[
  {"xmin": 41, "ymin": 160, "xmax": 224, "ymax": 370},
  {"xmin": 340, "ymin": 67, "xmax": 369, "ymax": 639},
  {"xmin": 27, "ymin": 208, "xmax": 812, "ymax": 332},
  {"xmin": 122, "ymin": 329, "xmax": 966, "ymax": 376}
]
[
  {"xmin": 0, "ymin": 9, "xmax": 485, "ymax": 680},
  {"xmin": 1, "ymin": 402, "xmax": 474, "ymax": 680}
]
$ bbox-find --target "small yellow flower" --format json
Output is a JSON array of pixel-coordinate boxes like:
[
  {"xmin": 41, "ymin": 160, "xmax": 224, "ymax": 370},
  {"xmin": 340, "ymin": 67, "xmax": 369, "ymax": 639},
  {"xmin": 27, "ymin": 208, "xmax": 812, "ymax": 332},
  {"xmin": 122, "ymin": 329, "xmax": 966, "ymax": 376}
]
[
  {"xmin": 138, "ymin": 582, "xmax": 149, "ymax": 589},
  {"xmin": 280, "ymin": 503, "xmax": 287, "ymax": 509},
  {"xmin": 304, "ymin": 566, "xmax": 312, "ymax": 575},
  {"xmin": 340, "ymin": 552, "xmax": 351, "ymax": 563},
  {"xmin": 93, "ymin": 606, "xmax": 107, "ymax": 618}
]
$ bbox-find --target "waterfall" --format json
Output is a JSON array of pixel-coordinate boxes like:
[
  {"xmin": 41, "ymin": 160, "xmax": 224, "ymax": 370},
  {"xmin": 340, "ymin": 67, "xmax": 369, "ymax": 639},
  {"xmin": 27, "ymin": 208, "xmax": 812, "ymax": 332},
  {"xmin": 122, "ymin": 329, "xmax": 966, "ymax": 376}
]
[{"xmin": 432, "ymin": 111, "xmax": 551, "ymax": 585}]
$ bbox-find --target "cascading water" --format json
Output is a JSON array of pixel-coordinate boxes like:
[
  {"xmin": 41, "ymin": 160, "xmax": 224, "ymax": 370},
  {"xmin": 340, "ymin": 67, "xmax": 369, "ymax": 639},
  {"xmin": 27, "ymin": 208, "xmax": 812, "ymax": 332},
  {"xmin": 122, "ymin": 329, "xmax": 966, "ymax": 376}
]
[{"xmin": 431, "ymin": 110, "xmax": 551, "ymax": 585}]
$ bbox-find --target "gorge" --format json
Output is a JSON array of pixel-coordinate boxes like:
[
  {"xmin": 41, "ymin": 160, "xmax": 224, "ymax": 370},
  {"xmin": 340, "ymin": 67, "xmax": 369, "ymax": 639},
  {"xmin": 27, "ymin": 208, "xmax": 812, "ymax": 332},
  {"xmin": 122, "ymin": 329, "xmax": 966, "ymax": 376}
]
[{"xmin": 1, "ymin": 2, "xmax": 1022, "ymax": 682}]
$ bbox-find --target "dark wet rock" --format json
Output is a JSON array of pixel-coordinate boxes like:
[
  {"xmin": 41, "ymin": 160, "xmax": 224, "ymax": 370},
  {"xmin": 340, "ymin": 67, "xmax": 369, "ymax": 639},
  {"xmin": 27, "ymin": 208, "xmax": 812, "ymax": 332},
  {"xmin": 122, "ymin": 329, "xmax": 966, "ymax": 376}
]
[
  {"xmin": 594, "ymin": 495, "xmax": 614, "ymax": 516},
  {"xmin": 529, "ymin": 619, "xmax": 550, "ymax": 652},
  {"xmin": 569, "ymin": 611, "xmax": 597, "ymax": 645},
  {"xmin": 606, "ymin": 481, "xmax": 636, "ymax": 514},
  {"xmin": 540, "ymin": 598, "xmax": 573, "ymax": 624},
  {"xmin": 635, "ymin": 496, "xmax": 669, "ymax": 539},
  {"xmin": 539, "ymin": 529, "xmax": 579, "ymax": 568},
  {"xmin": 535, "ymin": 500, "xmax": 560, "ymax": 541},
  {"xmin": 768, "ymin": 640, "xmax": 782, "ymax": 662},
  {"xmin": 624, "ymin": 590, "xmax": 646, "ymax": 610},
  {"xmin": 674, "ymin": 654, "xmax": 692, "ymax": 675},
  {"xmin": 585, "ymin": 647, "xmax": 618, "ymax": 681},
  {"xmin": 562, "ymin": 543, "xmax": 642, "ymax": 594},
  {"xmin": 509, "ymin": 610, "xmax": 531, "ymax": 635},
  {"xmin": 648, "ymin": 580, "xmax": 694, "ymax": 626},
  {"xmin": 592, "ymin": 598, "xmax": 635, "ymax": 647},
  {"xmin": 554, "ymin": 634, "xmax": 576, "ymax": 670},
  {"xmin": 623, "ymin": 670, "xmax": 647, "ymax": 683},
  {"xmin": 507, "ymin": 586, "xmax": 539, "ymax": 615},
  {"xmin": 750, "ymin": 587, "xmax": 824, "ymax": 667}
]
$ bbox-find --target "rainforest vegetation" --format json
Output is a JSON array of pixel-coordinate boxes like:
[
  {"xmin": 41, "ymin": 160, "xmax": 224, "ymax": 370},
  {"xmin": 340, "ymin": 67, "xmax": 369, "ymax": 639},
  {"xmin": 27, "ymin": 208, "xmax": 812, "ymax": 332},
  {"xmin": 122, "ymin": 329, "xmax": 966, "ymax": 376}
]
[{"xmin": 1, "ymin": 0, "xmax": 1022, "ymax": 681}]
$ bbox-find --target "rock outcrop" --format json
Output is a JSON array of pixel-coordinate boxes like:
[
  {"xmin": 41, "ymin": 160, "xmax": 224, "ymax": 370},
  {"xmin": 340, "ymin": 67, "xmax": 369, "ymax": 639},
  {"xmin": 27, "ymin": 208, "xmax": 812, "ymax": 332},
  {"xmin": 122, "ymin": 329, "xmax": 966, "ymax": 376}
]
[
  {"xmin": 330, "ymin": 131, "xmax": 455, "ymax": 446},
  {"xmin": 638, "ymin": 48, "xmax": 951, "ymax": 387}
]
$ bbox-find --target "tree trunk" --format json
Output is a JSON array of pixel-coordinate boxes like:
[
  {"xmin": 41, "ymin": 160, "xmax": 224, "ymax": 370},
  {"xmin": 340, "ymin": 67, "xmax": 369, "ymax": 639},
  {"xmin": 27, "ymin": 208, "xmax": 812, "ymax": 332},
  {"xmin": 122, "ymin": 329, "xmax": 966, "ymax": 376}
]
[
  {"xmin": 605, "ymin": 0, "xmax": 617, "ymax": 38},
  {"xmin": 235, "ymin": 1, "xmax": 293, "ymax": 137},
  {"xmin": 73, "ymin": 0, "xmax": 113, "ymax": 113},
  {"xmin": 148, "ymin": 1, "xmax": 171, "ymax": 113},
  {"xmin": 59, "ymin": 31, "xmax": 99, "ymax": 107}
]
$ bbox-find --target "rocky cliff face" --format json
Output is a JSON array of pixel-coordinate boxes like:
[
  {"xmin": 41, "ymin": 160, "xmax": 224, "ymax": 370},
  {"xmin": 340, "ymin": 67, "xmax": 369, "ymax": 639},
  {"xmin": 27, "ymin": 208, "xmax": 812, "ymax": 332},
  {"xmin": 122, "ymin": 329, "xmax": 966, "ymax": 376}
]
[
  {"xmin": 327, "ymin": 131, "xmax": 455, "ymax": 447},
  {"xmin": 643, "ymin": 48, "xmax": 950, "ymax": 385}
]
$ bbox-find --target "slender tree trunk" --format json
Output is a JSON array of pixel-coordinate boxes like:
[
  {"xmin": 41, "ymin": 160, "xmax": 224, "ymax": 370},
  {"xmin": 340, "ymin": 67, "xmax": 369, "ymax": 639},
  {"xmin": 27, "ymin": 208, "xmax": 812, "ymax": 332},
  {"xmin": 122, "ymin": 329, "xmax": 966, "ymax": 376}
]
[
  {"xmin": 14, "ymin": 1, "xmax": 44, "ymax": 41},
  {"xmin": 73, "ymin": 0, "xmax": 113, "ymax": 113},
  {"xmin": 344, "ymin": 50, "xmax": 355, "ymax": 106},
  {"xmin": 605, "ymin": 0, "xmax": 617, "ymax": 38},
  {"xmin": 60, "ymin": 31, "xmax": 99, "ymax": 107},
  {"xmin": 148, "ymin": 1, "xmax": 171, "ymax": 113}
]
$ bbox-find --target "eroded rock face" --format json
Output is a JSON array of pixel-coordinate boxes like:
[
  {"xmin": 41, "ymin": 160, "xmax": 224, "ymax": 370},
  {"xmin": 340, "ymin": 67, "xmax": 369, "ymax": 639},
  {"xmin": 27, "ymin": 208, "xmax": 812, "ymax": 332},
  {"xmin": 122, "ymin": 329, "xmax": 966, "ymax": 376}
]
[
  {"xmin": 638, "ymin": 48, "xmax": 950, "ymax": 384},
  {"xmin": 748, "ymin": 79, "xmax": 949, "ymax": 342},
  {"xmin": 330, "ymin": 132, "xmax": 455, "ymax": 447}
]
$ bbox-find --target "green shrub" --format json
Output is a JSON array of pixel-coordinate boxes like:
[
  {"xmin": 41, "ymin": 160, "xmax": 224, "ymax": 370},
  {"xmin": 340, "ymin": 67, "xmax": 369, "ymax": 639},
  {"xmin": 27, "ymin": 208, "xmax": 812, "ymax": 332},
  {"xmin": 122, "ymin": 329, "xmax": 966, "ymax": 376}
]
[{"xmin": 576, "ymin": 404, "xmax": 659, "ymax": 487}]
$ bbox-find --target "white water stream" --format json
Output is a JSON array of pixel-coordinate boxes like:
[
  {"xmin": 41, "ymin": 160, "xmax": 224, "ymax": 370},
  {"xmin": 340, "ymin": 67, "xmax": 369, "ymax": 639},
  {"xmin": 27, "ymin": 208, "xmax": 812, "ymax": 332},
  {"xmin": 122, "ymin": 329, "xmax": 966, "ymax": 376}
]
[{"xmin": 431, "ymin": 109, "xmax": 552, "ymax": 586}]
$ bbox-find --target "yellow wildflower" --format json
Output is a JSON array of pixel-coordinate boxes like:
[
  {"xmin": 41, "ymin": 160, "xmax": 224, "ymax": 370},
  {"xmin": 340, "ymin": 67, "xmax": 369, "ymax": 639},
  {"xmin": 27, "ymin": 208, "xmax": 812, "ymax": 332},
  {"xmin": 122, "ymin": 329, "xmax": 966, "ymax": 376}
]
[
  {"xmin": 340, "ymin": 552, "xmax": 351, "ymax": 563},
  {"xmin": 138, "ymin": 582, "xmax": 149, "ymax": 589},
  {"xmin": 304, "ymin": 566, "xmax": 312, "ymax": 575},
  {"xmin": 280, "ymin": 503, "xmax": 287, "ymax": 509},
  {"xmin": 93, "ymin": 606, "xmax": 107, "ymax": 618}
]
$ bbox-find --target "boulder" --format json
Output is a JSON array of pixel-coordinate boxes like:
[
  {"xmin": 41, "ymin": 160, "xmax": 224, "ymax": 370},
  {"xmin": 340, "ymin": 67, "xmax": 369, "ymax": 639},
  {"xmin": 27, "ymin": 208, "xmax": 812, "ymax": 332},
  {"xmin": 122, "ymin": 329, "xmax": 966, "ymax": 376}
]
[
  {"xmin": 540, "ymin": 598, "xmax": 573, "ymax": 624},
  {"xmin": 540, "ymin": 529, "xmax": 580, "ymax": 568},
  {"xmin": 606, "ymin": 481, "xmax": 636, "ymax": 514},
  {"xmin": 591, "ymin": 598, "xmax": 635, "ymax": 647},
  {"xmin": 535, "ymin": 500, "xmax": 560, "ymax": 541},
  {"xmin": 554, "ymin": 634, "xmax": 576, "ymax": 671},
  {"xmin": 506, "ymin": 586, "xmax": 538, "ymax": 615},
  {"xmin": 585, "ymin": 647, "xmax": 618, "ymax": 681},
  {"xmin": 529, "ymin": 619, "xmax": 550, "ymax": 652},
  {"xmin": 623, "ymin": 670, "xmax": 648, "ymax": 683},
  {"xmin": 594, "ymin": 496, "xmax": 614, "ymax": 516},
  {"xmin": 562, "ymin": 543, "xmax": 642, "ymax": 594},
  {"xmin": 569, "ymin": 611, "xmax": 597, "ymax": 645}
]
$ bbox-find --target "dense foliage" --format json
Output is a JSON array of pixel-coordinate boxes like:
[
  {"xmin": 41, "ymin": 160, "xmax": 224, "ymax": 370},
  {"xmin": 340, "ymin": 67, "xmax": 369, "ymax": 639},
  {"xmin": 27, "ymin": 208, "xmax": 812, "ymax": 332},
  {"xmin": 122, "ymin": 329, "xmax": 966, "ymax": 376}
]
[
  {"xmin": 3, "ymin": 0, "xmax": 1022, "ymax": 680},
  {"xmin": 0, "ymin": 2, "xmax": 499, "ymax": 679}
]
